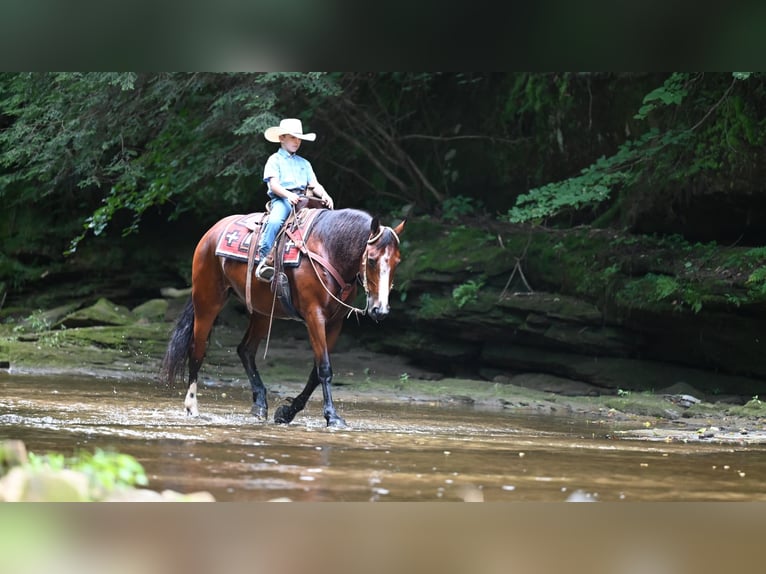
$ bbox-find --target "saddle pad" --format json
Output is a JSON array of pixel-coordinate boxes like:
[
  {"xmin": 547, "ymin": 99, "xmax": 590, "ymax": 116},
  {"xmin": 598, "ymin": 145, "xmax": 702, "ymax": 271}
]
[{"xmin": 214, "ymin": 213, "xmax": 304, "ymax": 266}]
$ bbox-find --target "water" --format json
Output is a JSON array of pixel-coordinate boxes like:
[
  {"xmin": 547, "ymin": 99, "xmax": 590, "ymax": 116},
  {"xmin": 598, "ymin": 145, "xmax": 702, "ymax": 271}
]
[{"xmin": 2, "ymin": 372, "xmax": 765, "ymax": 501}]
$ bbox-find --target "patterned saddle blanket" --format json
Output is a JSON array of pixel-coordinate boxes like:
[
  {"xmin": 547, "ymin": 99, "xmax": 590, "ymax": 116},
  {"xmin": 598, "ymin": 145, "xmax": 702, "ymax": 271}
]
[{"xmin": 213, "ymin": 208, "xmax": 321, "ymax": 267}]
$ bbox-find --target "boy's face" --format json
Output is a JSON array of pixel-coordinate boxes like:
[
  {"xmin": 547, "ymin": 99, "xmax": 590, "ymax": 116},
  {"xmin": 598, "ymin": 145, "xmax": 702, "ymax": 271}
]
[{"xmin": 280, "ymin": 134, "xmax": 302, "ymax": 154}]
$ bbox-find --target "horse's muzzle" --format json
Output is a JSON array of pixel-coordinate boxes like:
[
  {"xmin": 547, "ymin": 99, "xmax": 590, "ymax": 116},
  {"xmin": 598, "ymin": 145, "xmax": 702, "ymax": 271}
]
[{"xmin": 368, "ymin": 305, "xmax": 389, "ymax": 322}]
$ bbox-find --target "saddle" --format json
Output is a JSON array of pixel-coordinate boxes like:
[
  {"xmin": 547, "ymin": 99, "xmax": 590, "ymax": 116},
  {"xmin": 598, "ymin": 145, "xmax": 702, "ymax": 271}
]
[
  {"xmin": 214, "ymin": 197, "xmax": 326, "ymax": 319},
  {"xmin": 266, "ymin": 199, "xmax": 326, "ymax": 319}
]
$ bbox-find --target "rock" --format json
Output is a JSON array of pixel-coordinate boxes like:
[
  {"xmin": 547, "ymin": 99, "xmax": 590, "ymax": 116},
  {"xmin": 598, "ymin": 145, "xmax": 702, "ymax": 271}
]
[
  {"xmin": 14, "ymin": 303, "xmax": 80, "ymax": 332},
  {"xmin": 132, "ymin": 299, "xmax": 168, "ymax": 321},
  {"xmin": 160, "ymin": 287, "xmax": 192, "ymax": 298},
  {"xmin": 509, "ymin": 373, "xmax": 603, "ymax": 396},
  {"xmin": 664, "ymin": 394, "xmax": 701, "ymax": 408},
  {"xmin": 102, "ymin": 488, "xmax": 215, "ymax": 502},
  {"xmin": 658, "ymin": 381, "xmax": 703, "ymax": 396},
  {"xmin": 697, "ymin": 426, "xmax": 720, "ymax": 439},
  {"xmin": 58, "ymin": 298, "xmax": 133, "ymax": 328},
  {"xmin": 1, "ymin": 439, "xmax": 28, "ymax": 470},
  {"xmin": 0, "ymin": 467, "xmax": 89, "ymax": 502}
]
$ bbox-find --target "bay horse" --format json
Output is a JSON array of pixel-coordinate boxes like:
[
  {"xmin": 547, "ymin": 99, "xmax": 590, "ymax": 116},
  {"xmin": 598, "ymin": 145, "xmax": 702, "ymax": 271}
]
[{"xmin": 161, "ymin": 206, "xmax": 406, "ymax": 428}]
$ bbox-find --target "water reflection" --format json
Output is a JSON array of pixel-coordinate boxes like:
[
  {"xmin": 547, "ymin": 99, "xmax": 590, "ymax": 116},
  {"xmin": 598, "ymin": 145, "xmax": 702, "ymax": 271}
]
[{"xmin": 2, "ymin": 372, "xmax": 765, "ymax": 501}]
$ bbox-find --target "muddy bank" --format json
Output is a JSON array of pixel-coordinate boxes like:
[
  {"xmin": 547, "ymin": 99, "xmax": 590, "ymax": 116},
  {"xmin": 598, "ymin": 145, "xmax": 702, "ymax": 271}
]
[{"xmin": 1, "ymin": 296, "xmax": 765, "ymax": 444}]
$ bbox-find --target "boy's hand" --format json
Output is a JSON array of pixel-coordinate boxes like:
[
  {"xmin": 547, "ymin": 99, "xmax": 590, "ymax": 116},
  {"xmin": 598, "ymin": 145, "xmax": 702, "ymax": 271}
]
[{"xmin": 287, "ymin": 191, "xmax": 302, "ymax": 205}]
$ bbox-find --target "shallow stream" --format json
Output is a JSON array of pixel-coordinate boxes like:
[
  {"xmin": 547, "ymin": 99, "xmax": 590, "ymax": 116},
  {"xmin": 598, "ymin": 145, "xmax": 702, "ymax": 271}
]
[{"xmin": 2, "ymin": 373, "xmax": 765, "ymax": 501}]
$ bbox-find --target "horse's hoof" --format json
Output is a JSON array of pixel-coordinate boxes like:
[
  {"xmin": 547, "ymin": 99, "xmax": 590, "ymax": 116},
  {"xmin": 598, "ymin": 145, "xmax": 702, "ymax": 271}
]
[
  {"xmin": 251, "ymin": 405, "xmax": 268, "ymax": 421},
  {"xmin": 274, "ymin": 405, "xmax": 294, "ymax": 424},
  {"xmin": 326, "ymin": 415, "xmax": 348, "ymax": 429},
  {"xmin": 185, "ymin": 407, "xmax": 199, "ymax": 417}
]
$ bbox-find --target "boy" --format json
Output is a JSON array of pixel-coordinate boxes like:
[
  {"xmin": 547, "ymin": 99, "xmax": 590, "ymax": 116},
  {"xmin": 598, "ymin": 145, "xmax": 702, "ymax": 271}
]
[{"xmin": 255, "ymin": 118, "xmax": 334, "ymax": 282}]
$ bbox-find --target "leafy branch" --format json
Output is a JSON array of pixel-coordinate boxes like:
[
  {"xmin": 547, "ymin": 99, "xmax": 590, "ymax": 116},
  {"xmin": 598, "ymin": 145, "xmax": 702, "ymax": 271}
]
[{"xmin": 507, "ymin": 72, "xmax": 749, "ymax": 225}]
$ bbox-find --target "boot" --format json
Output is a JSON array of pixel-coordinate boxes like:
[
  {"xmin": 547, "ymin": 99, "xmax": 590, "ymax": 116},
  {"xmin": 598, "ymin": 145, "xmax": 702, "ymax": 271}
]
[{"xmin": 255, "ymin": 253, "xmax": 274, "ymax": 282}]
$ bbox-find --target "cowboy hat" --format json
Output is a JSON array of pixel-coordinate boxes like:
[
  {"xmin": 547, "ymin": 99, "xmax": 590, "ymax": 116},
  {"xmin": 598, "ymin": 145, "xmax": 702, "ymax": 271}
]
[{"xmin": 264, "ymin": 118, "xmax": 316, "ymax": 143}]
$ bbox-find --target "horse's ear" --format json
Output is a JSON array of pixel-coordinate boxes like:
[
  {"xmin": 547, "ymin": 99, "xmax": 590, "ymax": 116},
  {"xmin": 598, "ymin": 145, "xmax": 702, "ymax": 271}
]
[
  {"xmin": 393, "ymin": 218, "xmax": 406, "ymax": 236},
  {"xmin": 370, "ymin": 216, "xmax": 380, "ymax": 235}
]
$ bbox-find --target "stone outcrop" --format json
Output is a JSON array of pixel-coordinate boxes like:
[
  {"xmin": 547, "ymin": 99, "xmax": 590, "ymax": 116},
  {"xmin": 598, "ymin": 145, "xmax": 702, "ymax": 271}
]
[{"xmin": 350, "ymin": 218, "xmax": 766, "ymax": 398}]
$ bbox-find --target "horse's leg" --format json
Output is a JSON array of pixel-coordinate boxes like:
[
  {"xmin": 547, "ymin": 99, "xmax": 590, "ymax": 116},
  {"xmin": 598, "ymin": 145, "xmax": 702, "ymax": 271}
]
[
  {"xmin": 274, "ymin": 315, "xmax": 346, "ymax": 428},
  {"xmin": 274, "ymin": 365, "xmax": 320, "ymax": 425},
  {"xmin": 237, "ymin": 313, "xmax": 270, "ymax": 421},
  {"xmin": 185, "ymin": 285, "xmax": 228, "ymax": 416},
  {"xmin": 317, "ymin": 320, "xmax": 347, "ymax": 428}
]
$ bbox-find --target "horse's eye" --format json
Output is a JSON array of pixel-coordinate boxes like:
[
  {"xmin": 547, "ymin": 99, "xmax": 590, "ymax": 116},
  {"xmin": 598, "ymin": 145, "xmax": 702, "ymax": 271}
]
[{"xmin": 367, "ymin": 257, "xmax": 377, "ymax": 268}]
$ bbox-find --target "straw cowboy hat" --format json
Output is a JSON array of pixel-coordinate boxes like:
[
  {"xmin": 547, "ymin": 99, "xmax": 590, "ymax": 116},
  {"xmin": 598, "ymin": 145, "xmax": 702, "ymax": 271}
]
[{"xmin": 264, "ymin": 118, "xmax": 316, "ymax": 143}]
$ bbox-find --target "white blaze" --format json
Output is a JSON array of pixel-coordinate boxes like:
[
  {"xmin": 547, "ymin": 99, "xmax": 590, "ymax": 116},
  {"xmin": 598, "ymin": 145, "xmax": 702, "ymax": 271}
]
[{"xmin": 375, "ymin": 251, "xmax": 392, "ymax": 314}]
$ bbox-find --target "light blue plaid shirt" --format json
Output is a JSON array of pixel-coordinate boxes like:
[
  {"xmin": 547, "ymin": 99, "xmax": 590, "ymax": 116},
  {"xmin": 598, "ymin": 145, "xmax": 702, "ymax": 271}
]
[{"xmin": 263, "ymin": 147, "xmax": 316, "ymax": 193}]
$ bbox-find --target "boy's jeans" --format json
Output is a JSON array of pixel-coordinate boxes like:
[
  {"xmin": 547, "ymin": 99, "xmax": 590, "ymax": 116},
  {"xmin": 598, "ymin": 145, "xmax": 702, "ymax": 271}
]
[{"xmin": 257, "ymin": 195, "xmax": 291, "ymax": 260}]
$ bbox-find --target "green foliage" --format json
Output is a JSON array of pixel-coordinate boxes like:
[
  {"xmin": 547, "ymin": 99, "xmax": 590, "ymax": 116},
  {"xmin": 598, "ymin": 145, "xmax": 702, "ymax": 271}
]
[
  {"xmin": 12, "ymin": 309, "xmax": 50, "ymax": 333},
  {"xmin": 745, "ymin": 267, "xmax": 766, "ymax": 295},
  {"xmin": 507, "ymin": 72, "xmax": 763, "ymax": 226},
  {"xmin": 508, "ymin": 127, "xmax": 690, "ymax": 223},
  {"xmin": 442, "ymin": 195, "xmax": 480, "ymax": 222},
  {"xmin": 619, "ymin": 274, "xmax": 676, "ymax": 307},
  {"xmin": 652, "ymin": 275, "xmax": 682, "ymax": 301},
  {"xmin": 0, "ymin": 72, "xmax": 341, "ymax": 252},
  {"xmin": 618, "ymin": 273, "xmax": 705, "ymax": 314},
  {"xmin": 452, "ymin": 279, "xmax": 484, "ymax": 308},
  {"xmin": 25, "ymin": 448, "xmax": 148, "ymax": 500},
  {"xmin": 418, "ymin": 293, "xmax": 451, "ymax": 319},
  {"xmin": 0, "ymin": 255, "xmax": 42, "ymax": 291},
  {"xmin": 634, "ymin": 73, "xmax": 689, "ymax": 120},
  {"xmin": 724, "ymin": 246, "xmax": 766, "ymax": 270}
]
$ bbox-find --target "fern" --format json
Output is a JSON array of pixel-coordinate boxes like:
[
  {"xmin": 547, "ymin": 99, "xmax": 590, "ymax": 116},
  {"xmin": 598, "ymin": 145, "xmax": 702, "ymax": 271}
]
[{"xmin": 509, "ymin": 128, "xmax": 690, "ymax": 223}]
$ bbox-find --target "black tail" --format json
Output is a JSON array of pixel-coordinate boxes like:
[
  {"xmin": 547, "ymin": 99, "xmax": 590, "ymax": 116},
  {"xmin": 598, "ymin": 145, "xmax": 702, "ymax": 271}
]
[{"xmin": 160, "ymin": 297, "xmax": 195, "ymax": 386}]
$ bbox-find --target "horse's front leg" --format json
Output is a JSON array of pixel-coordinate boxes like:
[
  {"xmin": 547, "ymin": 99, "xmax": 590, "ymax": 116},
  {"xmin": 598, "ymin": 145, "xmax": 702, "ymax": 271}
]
[
  {"xmin": 275, "ymin": 315, "xmax": 346, "ymax": 428},
  {"xmin": 274, "ymin": 366, "xmax": 319, "ymax": 425},
  {"xmin": 274, "ymin": 361, "xmax": 346, "ymax": 428},
  {"xmin": 314, "ymin": 317, "xmax": 346, "ymax": 428},
  {"xmin": 317, "ymin": 353, "xmax": 346, "ymax": 428}
]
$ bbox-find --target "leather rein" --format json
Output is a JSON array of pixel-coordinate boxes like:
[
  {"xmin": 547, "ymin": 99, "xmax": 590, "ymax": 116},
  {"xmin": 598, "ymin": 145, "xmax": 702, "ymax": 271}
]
[{"xmin": 286, "ymin": 222, "xmax": 400, "ymax": 317}]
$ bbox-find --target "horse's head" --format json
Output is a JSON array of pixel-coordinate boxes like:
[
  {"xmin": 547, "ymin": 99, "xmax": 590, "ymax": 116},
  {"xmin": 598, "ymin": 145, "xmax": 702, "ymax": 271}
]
[{"xmin": 362, "ymin": 216, "xmax": 406, "ymax": 322}]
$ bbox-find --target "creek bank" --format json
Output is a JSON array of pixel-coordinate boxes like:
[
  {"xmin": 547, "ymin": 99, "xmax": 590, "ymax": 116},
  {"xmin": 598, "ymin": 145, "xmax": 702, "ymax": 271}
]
[
  {"xmin": 352, "ymin": 217, "xmax": 766, "ymax": 400},
  {"xmin": 1, "ymin": 295, "xmax": 765, "ymax": 445}
]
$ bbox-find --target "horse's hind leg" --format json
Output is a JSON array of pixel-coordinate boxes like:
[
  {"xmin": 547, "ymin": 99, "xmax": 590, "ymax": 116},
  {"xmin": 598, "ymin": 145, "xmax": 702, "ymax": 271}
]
[
  {"xmin": 184, "ymin": 316, "xmax": 210, "ymax": 417},
  {"xmin": 237, "ymin": 313, "xmax": 270, "ymax": 421},
  {"xmin": 185, "ymin": 279, "xmax": 228, "ymax": 416}
]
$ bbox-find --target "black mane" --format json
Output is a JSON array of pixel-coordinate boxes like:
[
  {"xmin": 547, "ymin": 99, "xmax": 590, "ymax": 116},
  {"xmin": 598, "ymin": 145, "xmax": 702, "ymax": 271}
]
[{"xmin": 311, "ymin": 208, "xmax": 373, "ymax": 278}]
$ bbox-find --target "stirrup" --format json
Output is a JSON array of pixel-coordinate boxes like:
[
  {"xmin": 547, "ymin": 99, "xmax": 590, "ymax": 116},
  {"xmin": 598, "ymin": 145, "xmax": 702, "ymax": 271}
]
[{"xmin": 255, "ymin": 258, "xmax": 274, "ymax": 282}]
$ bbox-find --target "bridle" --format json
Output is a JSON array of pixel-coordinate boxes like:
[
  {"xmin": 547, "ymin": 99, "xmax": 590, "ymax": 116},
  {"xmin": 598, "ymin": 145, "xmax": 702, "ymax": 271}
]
[{"xmin": 360, "ymin": 225, "xmax": 401, "ymax": 294}]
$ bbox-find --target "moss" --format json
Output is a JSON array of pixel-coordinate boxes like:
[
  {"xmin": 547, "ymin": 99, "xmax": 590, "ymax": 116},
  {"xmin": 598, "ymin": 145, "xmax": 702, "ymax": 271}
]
[
  {"xmin": 598, "ymin": 392, "xmax": 684, "ymax": 418},
  {"xmin": 399, "ymin": 222, "xmax": 508, "ymax": 277},
  {"xmin": 725, "ymin": 396, "xmax": 766, "ymax": 418},
  {"xmin": 58, "ymin": 298, "xmax": 133, "ymax": 328},
  {"xmin": 417, "ymin": 293, "xmax": 456, "ymax": 320},
  {"xmin": 131, "ymin": 299, "xmax": 169, "ymax": 321}
]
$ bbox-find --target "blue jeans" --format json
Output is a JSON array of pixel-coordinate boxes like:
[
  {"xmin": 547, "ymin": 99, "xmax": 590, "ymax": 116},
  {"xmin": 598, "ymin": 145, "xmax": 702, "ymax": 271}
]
[{"xmin": 257, "ymin": 195, "xmax": 292, "ymax": 260}]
